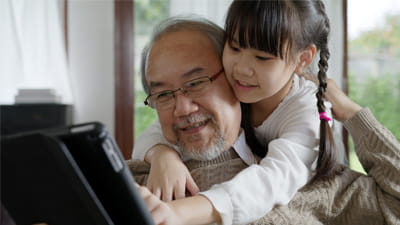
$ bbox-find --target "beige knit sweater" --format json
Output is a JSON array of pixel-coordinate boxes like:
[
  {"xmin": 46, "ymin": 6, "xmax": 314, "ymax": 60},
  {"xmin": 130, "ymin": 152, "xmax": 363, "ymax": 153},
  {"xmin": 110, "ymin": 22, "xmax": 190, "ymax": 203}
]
[{"xmin": 127, "ymin": 108, "xmax": 400, "ymax": 225}]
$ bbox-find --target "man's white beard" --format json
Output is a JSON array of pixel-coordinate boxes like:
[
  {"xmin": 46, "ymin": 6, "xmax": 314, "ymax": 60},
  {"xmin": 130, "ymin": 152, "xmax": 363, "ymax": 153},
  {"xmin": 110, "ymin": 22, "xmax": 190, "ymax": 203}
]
[
  {"xmin": 178, "ymin": 132, "xmax": 225, "ymax": 161},
  {"xmin": 175, "ymin": 115, "xmax": 225, "ymax": 161}
]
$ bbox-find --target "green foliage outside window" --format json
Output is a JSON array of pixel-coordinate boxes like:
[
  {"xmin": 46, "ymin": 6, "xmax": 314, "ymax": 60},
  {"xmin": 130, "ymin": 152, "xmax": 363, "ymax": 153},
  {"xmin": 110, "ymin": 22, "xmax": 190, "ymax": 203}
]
[
  {"xmin": 135, "ymin": 90, "xmax": 157, "ymax": 139},
  {"xmin": 349, "ymin": 74, "xmax": 400, "ymax": 138},
  {"xmin": 134, "ymin": 0, "xmax": 170, "ymax": 139},
  {"xmin": 347, "ymin": 72, "xmax": 400, "ymax": 173},
  {"xmin": 134, "ymin": 0, "xmax": 170, "ymax": 35},
  {"xmin": 348, "ymin": 14, "xmax": 400, "ymax": 173},
  {"xmin": 350, "ymin": 15, "xmax": 400, "ymax": 57}
]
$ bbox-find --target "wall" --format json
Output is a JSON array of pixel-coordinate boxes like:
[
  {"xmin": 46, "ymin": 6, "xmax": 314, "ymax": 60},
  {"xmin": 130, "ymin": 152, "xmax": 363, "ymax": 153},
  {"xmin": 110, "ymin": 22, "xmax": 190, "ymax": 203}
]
[
  {"xmin": 68, "ymin": 0, "xmax": 115, "ymax": 134},
  {"xmin": 326, "ymin": 0, "xmax": 344, "ymax": 87},
  {"xmin": 325, "ymin": 0, "xmax": 347, "ymax": 163}
]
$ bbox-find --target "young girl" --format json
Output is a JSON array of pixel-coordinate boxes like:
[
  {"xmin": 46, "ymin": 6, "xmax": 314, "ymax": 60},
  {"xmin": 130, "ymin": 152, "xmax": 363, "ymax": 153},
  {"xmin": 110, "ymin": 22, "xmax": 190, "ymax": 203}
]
[{"xmin": 134, "ymin": 0, "xmax": 339, "ymax": 224}]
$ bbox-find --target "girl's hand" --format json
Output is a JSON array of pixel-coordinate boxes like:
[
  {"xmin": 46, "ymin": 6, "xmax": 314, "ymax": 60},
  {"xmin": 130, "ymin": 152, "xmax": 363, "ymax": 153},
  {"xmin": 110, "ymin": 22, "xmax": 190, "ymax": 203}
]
[{"xmin": 146, "ymin": 145, "xmax": 199, "ymax": 201}]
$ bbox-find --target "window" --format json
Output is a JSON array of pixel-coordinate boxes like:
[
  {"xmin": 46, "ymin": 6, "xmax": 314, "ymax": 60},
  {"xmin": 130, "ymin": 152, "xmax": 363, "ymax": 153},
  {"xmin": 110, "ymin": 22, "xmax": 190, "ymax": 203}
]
[
  {"xmin": 134, "ymin": 0, "xmax": 169, "ymax": 138},
  {"xmin": 347, "ymin": 0, "xmax": 400, "ymax": 172}
]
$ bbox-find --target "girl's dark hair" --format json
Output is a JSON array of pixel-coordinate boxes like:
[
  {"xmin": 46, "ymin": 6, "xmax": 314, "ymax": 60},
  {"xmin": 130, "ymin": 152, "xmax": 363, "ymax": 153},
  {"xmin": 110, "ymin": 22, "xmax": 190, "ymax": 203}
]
[{"xmin": 227, "ymin": 0, "xmax": 340, "ymax": 183}]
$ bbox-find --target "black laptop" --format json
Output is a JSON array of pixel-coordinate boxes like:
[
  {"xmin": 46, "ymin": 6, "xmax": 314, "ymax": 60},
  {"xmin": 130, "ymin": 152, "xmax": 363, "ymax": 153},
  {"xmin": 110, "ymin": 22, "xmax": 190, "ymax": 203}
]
[{"xmin": 1, "ymin": 122, "xmax": 155, "ymax": 225}]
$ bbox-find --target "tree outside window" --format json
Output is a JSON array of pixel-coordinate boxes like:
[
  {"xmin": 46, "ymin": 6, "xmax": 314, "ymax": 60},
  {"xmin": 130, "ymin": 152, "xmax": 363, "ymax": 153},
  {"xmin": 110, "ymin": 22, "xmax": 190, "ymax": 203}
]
[{"xmin": 348, "ymin": 1, "xmax": 400, "ymax": 172}]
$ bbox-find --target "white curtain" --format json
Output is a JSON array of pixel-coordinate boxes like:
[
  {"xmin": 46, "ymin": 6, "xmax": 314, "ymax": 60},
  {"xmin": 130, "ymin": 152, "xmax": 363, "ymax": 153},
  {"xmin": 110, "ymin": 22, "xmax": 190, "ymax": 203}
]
[{"xmin": 0, "ymin": 0, "xmax": 73, "ymax": 104}]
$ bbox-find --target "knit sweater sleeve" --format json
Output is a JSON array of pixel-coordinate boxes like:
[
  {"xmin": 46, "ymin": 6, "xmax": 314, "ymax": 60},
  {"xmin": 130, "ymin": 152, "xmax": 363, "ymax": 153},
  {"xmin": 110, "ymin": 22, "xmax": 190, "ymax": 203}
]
[
  {"xmin": 344, "ymin": 108, "xmax": 400, "ymax": 202},
  {"xmin": 246, "ymin": 108, "xmax": 400, "ymax": 225}
]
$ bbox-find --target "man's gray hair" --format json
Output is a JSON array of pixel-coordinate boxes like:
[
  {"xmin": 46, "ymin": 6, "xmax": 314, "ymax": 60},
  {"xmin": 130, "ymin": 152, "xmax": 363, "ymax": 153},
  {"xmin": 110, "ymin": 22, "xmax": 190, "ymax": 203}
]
[{"xmin": 141, "ymin": 15, "xmax": 225, "ymax": 95}]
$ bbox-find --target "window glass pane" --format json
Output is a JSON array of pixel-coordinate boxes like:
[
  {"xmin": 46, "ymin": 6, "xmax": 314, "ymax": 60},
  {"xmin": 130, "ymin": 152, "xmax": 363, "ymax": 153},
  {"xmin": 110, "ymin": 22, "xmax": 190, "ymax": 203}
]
[
  {"xmin": 348, "ymin": 0, "xmax": 400, "ymax": 173},
  {"xmin": 134, "ymin": 0, "xmax": 170, "ymax": 138}
]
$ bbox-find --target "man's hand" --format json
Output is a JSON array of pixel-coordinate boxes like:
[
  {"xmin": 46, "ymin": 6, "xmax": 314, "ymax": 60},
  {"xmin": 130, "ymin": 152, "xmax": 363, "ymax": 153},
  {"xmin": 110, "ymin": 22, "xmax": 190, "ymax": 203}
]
[
  {"xmin": 299, "ymin": 73, "xmax": 362, "ymax": 121},
  {"xmin": 146, "ymin": 145, "xmax": 199, "ymax": 201},
  {"xmin": 324, "ymin": 79, "xmax": 362, "ymax": 121}
]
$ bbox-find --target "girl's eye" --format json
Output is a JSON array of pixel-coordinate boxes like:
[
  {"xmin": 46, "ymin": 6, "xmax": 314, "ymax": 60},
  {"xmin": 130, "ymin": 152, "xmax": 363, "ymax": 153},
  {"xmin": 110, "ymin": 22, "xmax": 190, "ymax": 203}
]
[
  {"xmin": 256, "ymin": 56, "xmax": 271, "ymax": 61},
  {"xmin": 229, "ymin": 45, "xmax": 240, "ymax": 52}
]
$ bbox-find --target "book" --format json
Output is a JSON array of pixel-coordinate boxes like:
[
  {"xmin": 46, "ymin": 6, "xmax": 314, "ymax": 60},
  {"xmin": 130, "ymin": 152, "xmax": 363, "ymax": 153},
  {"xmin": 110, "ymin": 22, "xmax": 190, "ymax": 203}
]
[{"xmin": 15, "ymin": 88, "xmax": 62, "ymax": 104}]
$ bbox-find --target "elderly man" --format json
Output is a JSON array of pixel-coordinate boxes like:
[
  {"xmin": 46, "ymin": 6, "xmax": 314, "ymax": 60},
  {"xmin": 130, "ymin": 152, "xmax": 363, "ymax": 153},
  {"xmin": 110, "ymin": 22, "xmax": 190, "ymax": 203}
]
[
  {"xmin": 131, "ymin": 17, "xmax": 244, "ymax": 224},
  {"xmin": 129, "ymin": 17, "xmax": 400, "ymax": 225}
]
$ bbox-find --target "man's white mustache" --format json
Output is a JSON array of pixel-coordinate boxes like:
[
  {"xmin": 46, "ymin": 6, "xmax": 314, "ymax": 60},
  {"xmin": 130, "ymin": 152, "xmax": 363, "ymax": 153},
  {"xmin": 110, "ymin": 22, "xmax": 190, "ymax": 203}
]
[{"xmin": 174, "ymin": 114, "xmax": 212, "ymax": 129}]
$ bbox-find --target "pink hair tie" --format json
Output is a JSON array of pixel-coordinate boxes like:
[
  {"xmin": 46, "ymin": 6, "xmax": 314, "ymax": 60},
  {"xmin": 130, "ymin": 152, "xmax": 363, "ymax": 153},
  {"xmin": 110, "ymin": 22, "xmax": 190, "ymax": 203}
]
[{"xmin": 319, "ymin": 112, "xmax": 332, "ymax": 121}]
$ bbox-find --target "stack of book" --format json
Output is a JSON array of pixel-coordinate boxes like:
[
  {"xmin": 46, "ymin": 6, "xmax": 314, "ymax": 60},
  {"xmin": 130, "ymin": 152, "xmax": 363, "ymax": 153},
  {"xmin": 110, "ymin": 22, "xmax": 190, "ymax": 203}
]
[{"xmin": 14, "ymin": 88, "xmax": 62, "ymax": 104}]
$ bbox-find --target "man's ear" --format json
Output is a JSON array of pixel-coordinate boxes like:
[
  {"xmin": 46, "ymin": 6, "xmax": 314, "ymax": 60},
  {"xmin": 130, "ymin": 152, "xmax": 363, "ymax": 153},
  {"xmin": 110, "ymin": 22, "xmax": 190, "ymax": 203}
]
[{"xmin": 294, "ymin": 44, "xmax": 317, "ymax": 74}]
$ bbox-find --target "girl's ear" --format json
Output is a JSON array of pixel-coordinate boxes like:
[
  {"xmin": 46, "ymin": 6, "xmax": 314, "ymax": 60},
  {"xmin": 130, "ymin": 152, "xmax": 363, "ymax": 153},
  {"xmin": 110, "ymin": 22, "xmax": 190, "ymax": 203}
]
[{"xmin": 294, "ymin": 44, "xmax": 317, "ymax": 74}]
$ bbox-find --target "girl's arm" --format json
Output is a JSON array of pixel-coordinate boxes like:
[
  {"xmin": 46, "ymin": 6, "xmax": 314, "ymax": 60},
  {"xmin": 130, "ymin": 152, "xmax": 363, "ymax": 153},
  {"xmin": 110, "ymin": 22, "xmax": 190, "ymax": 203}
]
[
  {"xmin": 133, "ymin": 120, "xmax": 199, "ymax": 201},
  {"xmin": 146, "ymin": 146, "xmax": 199, "ymax": 201}
]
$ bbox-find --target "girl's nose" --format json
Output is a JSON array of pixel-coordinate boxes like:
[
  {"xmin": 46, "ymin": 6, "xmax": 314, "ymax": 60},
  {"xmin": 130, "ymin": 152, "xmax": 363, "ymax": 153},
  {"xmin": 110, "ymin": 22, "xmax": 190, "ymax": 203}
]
[{"xmin": 234, "ymin": 56, "xmax": 254, "ymax": 77}]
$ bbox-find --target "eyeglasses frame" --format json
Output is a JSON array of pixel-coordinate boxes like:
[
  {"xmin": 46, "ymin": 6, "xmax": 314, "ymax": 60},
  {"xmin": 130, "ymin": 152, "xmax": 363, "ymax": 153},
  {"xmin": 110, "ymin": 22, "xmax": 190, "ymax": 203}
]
[{"xmin": 144, "ymin": 68, "xmax": 224, "ymax": 109}]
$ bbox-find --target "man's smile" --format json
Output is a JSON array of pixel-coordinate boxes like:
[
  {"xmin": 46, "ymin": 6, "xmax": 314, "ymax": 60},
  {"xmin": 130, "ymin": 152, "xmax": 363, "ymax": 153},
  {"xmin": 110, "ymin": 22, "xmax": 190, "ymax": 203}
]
[
  {"xmin": 175, "ymin": 114, "xmax": 212, "ymax": 135},
  {"xmin": 181, "ymin": 120, "xmax": 209, "ymax": 132}
]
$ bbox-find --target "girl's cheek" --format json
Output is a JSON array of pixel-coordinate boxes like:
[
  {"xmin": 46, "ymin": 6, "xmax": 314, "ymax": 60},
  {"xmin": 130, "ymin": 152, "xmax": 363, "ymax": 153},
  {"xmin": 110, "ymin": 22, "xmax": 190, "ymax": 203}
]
[
  {"xmin": 222, "ymin": 53, "xmax": 235, "ymax": 69},
  {"xmin": 222, "ymin": 57, "xmax": 230, "ymax": 73}
]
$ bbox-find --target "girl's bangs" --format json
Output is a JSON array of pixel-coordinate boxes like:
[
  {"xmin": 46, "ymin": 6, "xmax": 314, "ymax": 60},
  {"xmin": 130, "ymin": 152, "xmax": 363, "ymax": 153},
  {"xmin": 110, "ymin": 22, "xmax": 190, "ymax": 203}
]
[{"xmin": 225, "ymin": 1, "xmax": 291, "ymax": 59}]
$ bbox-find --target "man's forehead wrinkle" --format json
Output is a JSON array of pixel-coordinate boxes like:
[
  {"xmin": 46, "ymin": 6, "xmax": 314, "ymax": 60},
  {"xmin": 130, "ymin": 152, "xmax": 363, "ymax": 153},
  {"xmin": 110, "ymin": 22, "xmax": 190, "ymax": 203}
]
[
  {"xmin": 149, "ymin": 80, "xmax": 165, "ymax": 90},
  {"xmin": 146, "ymin": 30, "xmax": 217, "ymax": 93},
  {"xmin": 148, "ymin": 67, "xmax": 205, "ymax": 91},
  {"xmin": 182, "ymin": 67, "xmax": 204, "ymax": 79}
]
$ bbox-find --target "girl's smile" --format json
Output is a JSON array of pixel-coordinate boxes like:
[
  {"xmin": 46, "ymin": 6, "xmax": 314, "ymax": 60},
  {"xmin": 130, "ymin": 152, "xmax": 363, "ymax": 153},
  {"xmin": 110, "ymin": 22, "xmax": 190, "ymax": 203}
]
[
  {"xmin": 235, "ymin": 79, "xmax": 258, "ymax": 88},
  {"xmin": 222, "ymin": 42, "xmax": 297, "ymax": 104}
]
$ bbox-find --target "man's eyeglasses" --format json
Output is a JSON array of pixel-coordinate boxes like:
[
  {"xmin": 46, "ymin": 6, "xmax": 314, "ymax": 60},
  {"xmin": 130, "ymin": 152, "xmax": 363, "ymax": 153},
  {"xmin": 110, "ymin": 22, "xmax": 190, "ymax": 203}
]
[{"xmin": 144, "ymin": 69, "xmax": 224, "ymax": 110}]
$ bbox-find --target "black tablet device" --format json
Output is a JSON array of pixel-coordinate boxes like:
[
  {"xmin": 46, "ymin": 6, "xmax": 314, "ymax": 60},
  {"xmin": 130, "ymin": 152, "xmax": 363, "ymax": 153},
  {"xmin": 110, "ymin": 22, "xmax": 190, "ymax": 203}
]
[{"xmin": 1, "ymin": 122, "xmax": 154, "ymax": 225}]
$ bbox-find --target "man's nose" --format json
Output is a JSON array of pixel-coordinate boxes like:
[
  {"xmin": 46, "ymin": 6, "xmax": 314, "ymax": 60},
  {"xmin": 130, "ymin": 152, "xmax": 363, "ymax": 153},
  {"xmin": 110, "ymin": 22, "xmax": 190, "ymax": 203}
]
[{"xmin": 173, "ymin": 93, "xmax": 198, "ymax": 117}]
